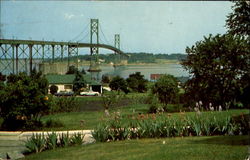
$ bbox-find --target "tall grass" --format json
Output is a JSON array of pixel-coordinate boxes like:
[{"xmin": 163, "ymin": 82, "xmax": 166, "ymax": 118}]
[
  {"xmin": 92, "ymin": 110, "xmax": 249, "ymax": 142},
  {"xmin": 25, "ymin": 132, "xmax": 85, "ymax": 154}
]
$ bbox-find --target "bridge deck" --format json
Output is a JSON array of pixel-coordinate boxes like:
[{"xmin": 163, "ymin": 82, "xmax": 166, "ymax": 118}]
[{"xmin": 0, "ymin": 39, "xmax": 128, "ymax": 57}]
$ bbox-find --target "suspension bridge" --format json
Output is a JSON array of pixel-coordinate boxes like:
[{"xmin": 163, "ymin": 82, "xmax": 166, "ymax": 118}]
[{"xmin": 0, "ymin": 19, "xmax": 129, "ymax": 80}]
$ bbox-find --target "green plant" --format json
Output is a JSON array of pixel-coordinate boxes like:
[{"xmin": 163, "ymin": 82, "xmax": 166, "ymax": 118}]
[
  {"xmin": 46, "ymin": 132, "xmax": 58, "ymax": 150},
  {"xmin": 126, "ymin": 72, "xmax": 148, "ymax": 93},
  {"xmin": 0, "ymin": 72, "xmax": 50, "ymax": 130},
  {"xmin": 50, "ymin": 96, "xmax": 79, "ymax": 113},
  {"xmin": 71, "ymin": 133, "xmax": 84, "ymax": 145},
  {"xmin": 109, "ymin": 76, "xmax": 129, "ymax": 94},
  {"xmin": 49, "ymin": 85, "xmax": 58, "ymax": 95},
  {"xmin": 25, "ymin": 134, "xmax": 46, "ymax": 153},
  {"xmin": 92, "ymin": 122, "xmax": 115, "ymax": 142},
  {"xmin": 73, "ymin": 71, "xmax": 86, "ymax": 94},
  {"xmin": 151, "ymin": 74, "xmax": 179, "ymax": 108},
  {"xmin": 59, "ymin": 132, "xmax": 70, "ymax": 147}
]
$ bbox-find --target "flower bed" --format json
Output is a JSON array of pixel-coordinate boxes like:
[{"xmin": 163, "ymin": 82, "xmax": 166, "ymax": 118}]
[{"xmin": 92, "ymin": 111, "xmax": 249, "ymax": 142}]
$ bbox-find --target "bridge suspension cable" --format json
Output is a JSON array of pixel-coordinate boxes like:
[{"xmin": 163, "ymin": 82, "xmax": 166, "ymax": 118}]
[
  {"xmin": 70, "ymin": 22, "xmax": 89, "ymax": 42},
  {"xmin": 99, "ymin": 23, "xmax": 111, "ymax": 46},
  {"xmin": 76, "ymin": 30, "xmax": 90, "ymax": 43}
]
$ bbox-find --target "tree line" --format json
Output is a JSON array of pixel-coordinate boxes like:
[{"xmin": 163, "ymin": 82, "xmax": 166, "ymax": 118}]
[{"xmin": 59, "ymin": 53, "xmax": 187, "ymax": 64}]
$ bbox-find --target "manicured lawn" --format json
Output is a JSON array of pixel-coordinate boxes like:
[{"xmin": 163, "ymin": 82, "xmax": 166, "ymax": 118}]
[
  {"xmin": 41, "ymin": 108, "xmax": 248, "ymax": 131},
  {"xmin": 23, "ymin": 135, "xmax": 249, "ymax": 160},
  {"xmin": 41, "ymin": 104, "xmax": 148, "ymax": 130}
]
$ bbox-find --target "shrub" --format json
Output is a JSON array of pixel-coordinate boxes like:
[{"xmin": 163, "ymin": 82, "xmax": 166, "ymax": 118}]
[
  {"xmin": 126, "ymin": 72, "xmax": 148, "ymax": 93},
  {"xmin": 49, "ymin": 96, "xmax": 79, "ymax": 113},
  {"xmin": 58, "ymin": 132, "xmax": 70, "ymax": 147},
  {"xmin": 49, "ymin": 85, "xmax": 58, "ymax": 95},
  {"xmin": 109, "ymin": 76, "xmax": 129, "ymax": 94},
  {"xmin": 0, "ymin": 72, "xmax": 50, "ymax": 130},
  {"xmin": 151, "ymin": 74, "xmax": 179, "ymax": 110},
  {"xmin": 46, "ymin": 132, "xmax": 58, "ymax": 150},
  {"xmin": 71, "ymin": 133, "xmax": 84, "ymax": 145},
  {"xmin": 25, "ymin": 134, "xmax": 46, "ymax": 153}
]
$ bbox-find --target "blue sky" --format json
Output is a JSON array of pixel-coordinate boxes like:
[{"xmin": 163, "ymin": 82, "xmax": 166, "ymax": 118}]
[{"xmin": 1, "ymin": 1, "xmax": 232, "ymax": 54}]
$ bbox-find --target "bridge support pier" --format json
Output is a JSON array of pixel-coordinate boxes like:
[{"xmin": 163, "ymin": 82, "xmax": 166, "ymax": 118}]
[{"xmin": 88, "ymin": 19, "xmax": 101, "ymax": 80}]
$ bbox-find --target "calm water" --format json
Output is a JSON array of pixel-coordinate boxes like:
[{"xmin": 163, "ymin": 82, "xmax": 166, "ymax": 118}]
[
  {"xmin": 81, "ymin": 63, "xmax": 189, "ymax": 80},
  {"xmin": 0, "ymin": 60, "xmax": 189, "ymax": 79}
]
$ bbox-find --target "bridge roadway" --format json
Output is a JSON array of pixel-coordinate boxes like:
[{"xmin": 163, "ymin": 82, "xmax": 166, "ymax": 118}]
[{"xmin": 0, "ymin": 39, "xmax": 128, "ymax": 57}]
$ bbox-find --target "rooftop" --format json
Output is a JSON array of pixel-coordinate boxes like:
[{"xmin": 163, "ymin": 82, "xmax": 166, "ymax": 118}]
[{"xmin": 46, "ymin": 74, "xmax": 101, "ymax": 85}]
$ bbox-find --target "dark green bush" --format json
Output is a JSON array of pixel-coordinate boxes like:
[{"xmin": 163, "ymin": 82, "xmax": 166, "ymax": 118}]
[
  {"xmin": 49, "ymin": 85, "xmax": 58, "ymax": 95},
  {"xmin": 0, "ymin": 72, "xmax": 50, "ymax": 131},
  {"xmin": 49, "ymin": 96, "xmax": 79, "ymax": 113}
]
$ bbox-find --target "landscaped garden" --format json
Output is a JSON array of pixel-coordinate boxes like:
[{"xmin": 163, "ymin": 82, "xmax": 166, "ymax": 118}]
[
  {"xmin": 23, "ymin": 135, "xmax": 249, "ymax": 160},
  {"xmin": 1, "ymin": 1, "xmax": 250, "ymax": 159}
]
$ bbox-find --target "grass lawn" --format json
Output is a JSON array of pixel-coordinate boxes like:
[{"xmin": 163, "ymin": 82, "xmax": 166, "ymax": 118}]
[
  {"xmin": 41, "ymin": 107, "xmax": 249, "ymax": 131},
  {"xmin": 23, "ymin": 135, "xmax": 249, "ymax": 160}
]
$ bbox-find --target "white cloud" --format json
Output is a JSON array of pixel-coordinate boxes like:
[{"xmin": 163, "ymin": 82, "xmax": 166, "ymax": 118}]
[{"xmin": 64, "ymin": 13, "xmax": 75, "ymax": 20}]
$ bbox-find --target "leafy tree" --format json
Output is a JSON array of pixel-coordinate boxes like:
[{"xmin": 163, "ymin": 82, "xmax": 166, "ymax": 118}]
[
  {"xmin": 66, "ymin": 65, "xmax": 78, "ymax": 74},
  {"xmin": 80, "ymin": 68, "xmax": 86, "ymax": 74},
  {"xmin": 0, "ymin": 72, "xmax": 51, "ymax": 130},
  {"xmin": 30, "ymin": 68, "xmax": 49, "ymax": 95},
  {"xmin": 73, "ymin": 71, "xmax": 86, "ymax": 94},
  {"xmin": 109, "ymin": 76, "xmax": 129, "ymax": 94},
  {"xmin": 126, "ymin": 72, "xmax": 148, "ymax": 92},
  {"xmin": 182, "ymin": 34, "xmax": 250, "ymax": 109},
  {"xmin": 0, "ymin": 72, "xmax": 6, "ymax": 81},
  {"xmin": 50, "ymin": 85, "xmax": 58, "ymax": 95},
  {"xmin": 102, "ymin": 74, "xmax": 111, "ymax": 83},
  {"xmin": 226, "ymin": 0, "xmax": 250, "ymax": 37},
  {"xmin": 151, "ymin": 74, "xmax": 179, "ymax": 108},
  {"xmin": 0, "ymin": 72, "xmax": 6, "ymax": 89}
]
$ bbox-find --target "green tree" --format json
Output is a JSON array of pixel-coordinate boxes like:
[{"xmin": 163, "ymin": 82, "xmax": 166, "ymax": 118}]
[
  {"xmin": 151, "ymin": 74, "xmax": 179, "ymax": 108},
  {"xmin": 102, "ymin": 74, "xmax": 111, "ymax": 84},
  {"xmin": 50, "ymin": 85, "xmax": 58, "ymax": 95},
  {"xmin": 0, "ymin": 72, "xmax": 6, "ymax": 89},
  {"xmin": 66, "ymin": 65, "xmax": 78, "ymax": 74},
  {"xmin": 80, "ymin": 68, "xmax": 86, "ymax": 74},
  {"xmin": 126, "ymin": 72, "xmax": 148, "ymax": 93},
  {"xmin": 182, "ymin": 34, "xmax": 250, "ymax": 109},
  {"xmin": 226, "ymin": 0, "xmax": 250, "ymax": 37},
  {"xmin": 0, "ymin": 72, "xmax": 51, "ymax": 130},
  {"xmin": 109, "ymin": 76, "xmax": 129, "ymax": 94},
  {"xmin": 73, "ymin": 72, "xmax": 86, "ymax": 94}
]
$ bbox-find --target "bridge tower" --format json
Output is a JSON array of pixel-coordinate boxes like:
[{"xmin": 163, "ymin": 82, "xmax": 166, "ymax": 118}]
[
  {"xmin": 88, "ymin": 19, "xmax": 101, "ymax": 80},
  {"xmin": 113, "ymin": 34, "xmax": 121, "ymax": 68}
]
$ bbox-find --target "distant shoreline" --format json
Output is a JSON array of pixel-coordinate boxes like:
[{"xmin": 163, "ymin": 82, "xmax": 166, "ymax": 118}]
[{"xmin": 78, "ymin": 59, "xmax": 181, "ymax": 66}]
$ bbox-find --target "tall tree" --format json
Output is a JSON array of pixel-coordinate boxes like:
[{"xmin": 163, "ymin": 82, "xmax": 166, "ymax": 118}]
[
  {"xmin": 73, "ymin": 71, "xmax": 86, "ymax": 94},
  {"xmin": 226, "ymin": 0, "xmax": 250, "ymax": 38},
  {"xmin": 109, "ymin": 76, "xmax": 129, "ymax": 94},
  {"xmin": 151, "ymin": 74, "xmax": 179, "ymax": 108},
  {"xmin": 66, "ymin": 65, "xmax": 78, "ymax": 74},
  {"xmin": 182, "ymin": 34, "xmax": 250, "ymax": 109},
  {"xmin": 126, "ymin": 72, "xmax": 148, "ymax": 93}
]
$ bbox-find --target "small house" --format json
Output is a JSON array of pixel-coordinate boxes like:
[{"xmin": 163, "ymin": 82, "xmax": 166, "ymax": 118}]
[{"xmin": 46, "ymin": 74, "xmax": 102, "ymax": 94}]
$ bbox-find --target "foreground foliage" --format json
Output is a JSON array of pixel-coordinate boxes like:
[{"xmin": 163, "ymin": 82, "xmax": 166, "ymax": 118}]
[
  {"xmin": 24, "ymin": 136, "xmax": 249, "ymax": 160},
  {"xmin": 25, "ymin": 132, "xmax": 84, "ymax": 154},
  {"xmin": 0, "ymin": 71, "xmax": 50, "ymax": 130},
  {"xmin": 92, "ymin": 110, "xmax": 249, "ymax": 142},
  {"xmin": 182, "ymin": 34, "xmax": 250, "ymax": 109}
]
